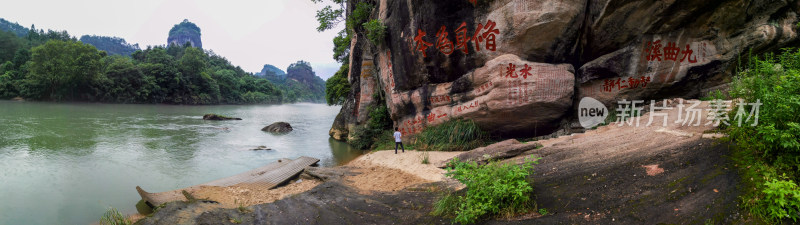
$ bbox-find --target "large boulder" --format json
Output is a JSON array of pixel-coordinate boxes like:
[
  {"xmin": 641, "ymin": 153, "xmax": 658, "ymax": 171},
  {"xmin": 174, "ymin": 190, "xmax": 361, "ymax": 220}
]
[
  {"xmin": 330, "ymin": 0, "xmax": 800, "ymax": 140},
  {"xmin": 262, "ymin": 122, "xmax": 293, "ymax": 133}
]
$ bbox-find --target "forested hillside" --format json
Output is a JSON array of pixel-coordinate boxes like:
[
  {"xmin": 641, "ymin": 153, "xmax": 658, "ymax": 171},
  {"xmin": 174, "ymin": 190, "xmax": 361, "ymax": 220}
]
[
  {"xmin": 0, "ymin": 19, "xmax": 325, "ymax": 104},
  {"xmin": 0, "ymin": 18, "xmax": 28, "ymax": 37},
  {"xmin": 79, "ymin": 35, "xmax": 140, "ymax": 56}
]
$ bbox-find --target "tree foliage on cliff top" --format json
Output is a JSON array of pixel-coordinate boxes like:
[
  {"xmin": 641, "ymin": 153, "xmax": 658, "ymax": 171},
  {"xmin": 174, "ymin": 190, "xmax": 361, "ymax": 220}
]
[{"xmin": 169, "ymin": 19, "xmax": 201, "ymax": 37}]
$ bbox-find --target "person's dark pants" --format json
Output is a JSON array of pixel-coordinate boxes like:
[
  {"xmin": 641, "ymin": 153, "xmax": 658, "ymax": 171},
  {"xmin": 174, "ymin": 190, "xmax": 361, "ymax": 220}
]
[{"xmin": 395, "ymin": 142, "xmax": 405, "ymax": 154}]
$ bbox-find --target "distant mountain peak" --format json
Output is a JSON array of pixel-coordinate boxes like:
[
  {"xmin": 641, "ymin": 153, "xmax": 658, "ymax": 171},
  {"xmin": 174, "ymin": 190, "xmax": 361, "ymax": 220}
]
[
  {"xmin": 257, "ymin": 64, "xmax": 286, "ymax": 78},
  {"xmin": 0, "ymin": 18, "xmax": 30, "ymax": 37},
  {"xmin": 168, "ymin": 19, "xmax": 202, "ymax": 48},
  {"xmin": 79, "ymin": 35, "xmax": 140, "ymax": 56}
]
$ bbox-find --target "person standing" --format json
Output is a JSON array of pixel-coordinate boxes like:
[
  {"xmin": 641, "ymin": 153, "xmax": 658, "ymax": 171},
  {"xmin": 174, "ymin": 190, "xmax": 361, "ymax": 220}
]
[{"xmin": 393, "ymin": 127, "xmax": 404, "ymax": 154}]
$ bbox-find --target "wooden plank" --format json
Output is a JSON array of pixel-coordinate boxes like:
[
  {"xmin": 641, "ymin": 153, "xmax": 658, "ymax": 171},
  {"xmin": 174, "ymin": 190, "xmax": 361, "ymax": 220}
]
[{"xmin": 136, "ymin": 156, "xmax": 319, "ymax": 206}]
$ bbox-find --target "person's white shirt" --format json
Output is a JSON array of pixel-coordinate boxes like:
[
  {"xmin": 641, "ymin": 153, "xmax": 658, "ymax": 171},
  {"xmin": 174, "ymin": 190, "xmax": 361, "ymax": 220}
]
[{"xmin": 393, "ymin": 131, "xmax": 402, "ymax": 142}]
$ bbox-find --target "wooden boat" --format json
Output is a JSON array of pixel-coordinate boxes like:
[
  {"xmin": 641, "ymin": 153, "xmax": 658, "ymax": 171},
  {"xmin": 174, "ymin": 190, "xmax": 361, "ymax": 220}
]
[{"xmin": 136, "ymin": 156, "xmax": 320, "ymax": 207}]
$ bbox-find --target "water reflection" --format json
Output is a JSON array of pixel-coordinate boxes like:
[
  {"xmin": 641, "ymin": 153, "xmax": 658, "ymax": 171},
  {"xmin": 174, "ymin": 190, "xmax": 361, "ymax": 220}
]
[
  {"xmin": 0, "ymin": 101, "xmax": 355, "ymax": 225},
  {"xmin": 327, "ymin": 137, "xmax": 363, "ymax": 166}
]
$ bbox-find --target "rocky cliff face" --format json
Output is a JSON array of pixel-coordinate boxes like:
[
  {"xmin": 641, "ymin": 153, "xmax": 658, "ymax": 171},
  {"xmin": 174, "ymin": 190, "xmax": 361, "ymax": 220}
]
[
  {"xmin": 331, "ymin": 0, "xmax": 800, "ymax": 141},
  {"xmin": 256, "ymin": 64, "xmax": 287, "ymax": 78},
  {"xmin": 168, "ymin": 19, "xmax": 202, "ymax": 48}
]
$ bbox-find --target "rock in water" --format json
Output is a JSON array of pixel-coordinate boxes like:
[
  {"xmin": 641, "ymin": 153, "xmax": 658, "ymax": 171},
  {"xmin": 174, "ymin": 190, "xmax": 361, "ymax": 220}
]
[
  {"xmin": 262, "ymin": 122, "xmax": 293, "ymax": 133},
  {"xmin": 251, "ymin": 146, "xmax": 272, "ymax": 151},
  {"xmin": 202, "ymin": 114, "xmax": 242, "ymax": 120}
]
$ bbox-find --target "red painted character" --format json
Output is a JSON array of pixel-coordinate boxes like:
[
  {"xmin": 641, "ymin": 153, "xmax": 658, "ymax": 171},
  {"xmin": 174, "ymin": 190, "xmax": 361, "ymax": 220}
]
[
  {"xmin": 428, "ymin": 113, "xmax": 436, "ymax": 123},
  {"xmin": 435, "ymin": 26, "xmax": 454, "ymax": 55},
  {"xmin": 519, "ymin": 64, "xmax": 532, "ymax": 79},
  {"xmin": 680, "ymin": 44, "xmax": 697, "ymax": 63},
  {"xmin": 663, "ymin": 42, "xmax": 680, "ymax": 61},
  {"xmin": 506, "ymin": 63, "xmax": 518, "ymax": 78},
  {"xmin": 454, "ymin": 22, "xmax": 471, "ymax": 54},
  {"xmin": 413, "ymin": 29, "xmax": 433, "ymax": 57},
  {"xmin": 640, "ymin": 76, "xmax": 651, "ymax": 87},
  {"xmin": 612, "ymin": 78, "xmax": 627, "ymax": 90},
  {"xmin": 628, "ymin": 77, "xmax": 640, "ymax": 88},
  {"xmin": 646, "ymin": 40, "xmax": 663, "ymax": 61},
  {"xmin": 473, "ymin": 20, "xmax": 499, "ymax": 51},
  {"xmin": 603, "ymin": 79, "xmax": 614, "ymax": 92}
]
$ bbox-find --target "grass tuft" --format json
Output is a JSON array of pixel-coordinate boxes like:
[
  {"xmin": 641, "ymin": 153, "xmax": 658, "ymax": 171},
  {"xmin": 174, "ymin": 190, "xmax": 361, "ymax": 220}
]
[
  {"xmin": 416, "ymin": 119, "xmax": 489, "ymax": 151},
  {"xmin": 99, "ymin": 207, "xmax": 132, "ymax": 225}
]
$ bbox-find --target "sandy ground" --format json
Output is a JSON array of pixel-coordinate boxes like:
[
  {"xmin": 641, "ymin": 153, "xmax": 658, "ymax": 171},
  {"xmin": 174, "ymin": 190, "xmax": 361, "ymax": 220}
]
[
  {"xmin": 122, "ymin": 179, "xmax": 320, "ymax": 224},
  {"xmin": 343, "ymin": 150, "xmax": 461, "ymax": 192},
  {"xmin": 190, "ymin": 179, "xmax": 321, "ymax": 208}
]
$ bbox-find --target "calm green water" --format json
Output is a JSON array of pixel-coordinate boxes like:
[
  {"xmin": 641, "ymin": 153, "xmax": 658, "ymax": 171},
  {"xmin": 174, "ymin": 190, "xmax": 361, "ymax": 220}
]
[{"xmin": 0, "ymin": 101, "xmax": 361, "ymax": 225}]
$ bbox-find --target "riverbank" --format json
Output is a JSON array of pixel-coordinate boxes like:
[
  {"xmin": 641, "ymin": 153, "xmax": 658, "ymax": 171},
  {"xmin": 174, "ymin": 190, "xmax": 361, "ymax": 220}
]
[{"xmin": 134, "ymin": 99, "xmax": 747, "ymax": 224}]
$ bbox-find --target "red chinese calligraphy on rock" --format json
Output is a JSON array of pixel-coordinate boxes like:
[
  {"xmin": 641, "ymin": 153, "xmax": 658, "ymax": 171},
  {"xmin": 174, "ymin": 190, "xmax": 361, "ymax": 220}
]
[
  {"xmin": 519, "ymin": 64, "xmax": 532, "ymax": 79},
  {"xmin": 455, "ymin": 22, "xmax": 470, "ymax": 54},
  {"xmin": 507, "ymin": 80, "xmax": 531, "ymax": 106},
  {"xmin": 505, "ymin": 63, "xmax": 518, "ymax": 78},
  {"xmin": 428, "ymin": 95, "xmax": 451, "ymax": 104},
  {"xmin": 456, "ymin": 100, "xmax": 480, "ymax": 115},
  {"xmin": 663, "ymin": 42, "xmax": 680, "ymax": 61},
  {"xmin": 602, "ymin": 76, "xmax": 652, "ymax": 92},
  {"xmin": 680, "ymin": 44, "xmax": 697, "ymax": 63},
  {"xmin": 474, "ymin": 20, "xmax": 499, "ymax": 52},
  {"xmin": 413, "ymin": 29, "xmax": 433, "ymax": 57},
  {"xmin": 646, "ymin": 40, "xmax": 663, "ymax": 61},
  {"xmin": 474, "ymin": 81, "xmax": 494, "ymax": 95},
  {"xmin": 436, "ymin": 26, "xmax": 454, "ymax": 56}
]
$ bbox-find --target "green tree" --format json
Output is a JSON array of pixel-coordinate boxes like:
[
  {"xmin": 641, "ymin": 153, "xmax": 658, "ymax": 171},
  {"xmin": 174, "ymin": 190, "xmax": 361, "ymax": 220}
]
[
  {"xmin": 0, "ymin": 30, "xmax": 21, "ymax": 63},
  {"xmin": 325, "ymin": 64, "xmax": 350, "ymax": 105},
  {"xmin": 311, "ymin": 0, "xmax": 346, "ymax": 32},
  {"xmin": 100, "ymin": 56, "xmax": 149, "ymax": 102},
  {"xmin": 179, "ymin": 47, "xmax": 207, "ymax": 76},
  {"xmin": 26, "ymin": 40, "xmax": 103, "ymax": 100}
]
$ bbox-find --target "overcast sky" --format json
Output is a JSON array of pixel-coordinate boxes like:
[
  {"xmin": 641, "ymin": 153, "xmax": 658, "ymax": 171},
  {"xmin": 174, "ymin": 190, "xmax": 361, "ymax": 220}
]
[{"xmin": 0, "ymin": 0, "xmax": 343, "ymax": 80}]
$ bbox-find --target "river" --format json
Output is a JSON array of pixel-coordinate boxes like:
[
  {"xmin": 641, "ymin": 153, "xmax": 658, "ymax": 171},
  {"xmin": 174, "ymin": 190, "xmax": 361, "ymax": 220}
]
[{"xmin": 0, "ymin": 101, "xmax": 361, "ymax": 225}]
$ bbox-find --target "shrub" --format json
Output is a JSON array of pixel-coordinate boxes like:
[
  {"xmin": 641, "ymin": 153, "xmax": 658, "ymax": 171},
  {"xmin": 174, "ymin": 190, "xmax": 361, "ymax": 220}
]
[
  {"xmin": 363, "ymin": 19, "xmax": 386, "ymax": 46},
  {"xmin": 726, "ymin": 48, "xmax": 800, "ymax": 223},
  {"xmin": 346, "ymin": 2, "xmax": 373, "ymax": 32},
  {"xmin": 416, "ymin": 119, "xmax": 489, "ymax": 151},
  {"xmin": 762, "ymin": 176, "xmax": 800, "ymax": 222},
  {"xmin": 99, "ymin": 207, "xmax": 132, "ymax": 225},
  {"xmin": 350, "ymin": 98, "xmax": 393, "ymax": 150},
  {"xmin": 728, "ymin": 49, "xmax": 800, "ymax": 170},
  {"xmin": 434, "ymin": 157, "xmax": 539, "ymax": 224}
]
